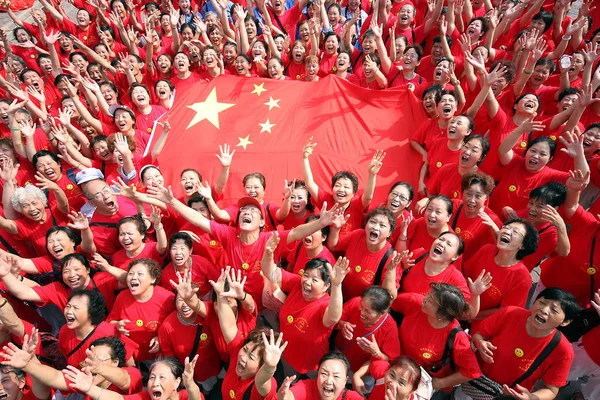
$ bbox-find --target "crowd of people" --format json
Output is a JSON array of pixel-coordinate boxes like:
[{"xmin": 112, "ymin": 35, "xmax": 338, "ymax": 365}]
[{"xmin": 0, "ymin": 0, "xmax": 596, "ymax": 399}]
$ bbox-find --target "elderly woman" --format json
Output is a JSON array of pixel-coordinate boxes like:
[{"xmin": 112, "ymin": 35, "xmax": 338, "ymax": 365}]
[{"xmin": 0, "ymin": 183, "xmax": 70, "ymax": 256}]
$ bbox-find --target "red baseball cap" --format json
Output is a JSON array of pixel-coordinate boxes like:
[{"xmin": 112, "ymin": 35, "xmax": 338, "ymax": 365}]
[{"xmin": 237, "ymin": 197, "xmax": 262, "ymax": 212}]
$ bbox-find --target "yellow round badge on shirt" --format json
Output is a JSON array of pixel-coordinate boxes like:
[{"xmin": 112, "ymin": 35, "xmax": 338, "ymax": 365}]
[
  {"xmin": 66, "ymin": 184, "xmax": 74, "ymax": 190},
  {"xmin": 514, "ymin": 348, "xmax": 524, "ymax": 357},
  {"xmin": 520, "ymin": 141, "xmax": 527, "ymax": 148},
  {"xmin": 200, "ymin": 333, "xmax": 208, "ymax": 341},
  {"xmin": 422, "ymin": 352, "xmax": 432, "ymax": 359},
  {"xmin": 455, "ymin": 227, "xmax": 462, "ymax": 234},
  {"xmin": 242, "ymin": 263, "xmax": 250, "ymax": 270},
  {"xmin": 209, "ymin": 240, "xmax": 217, "ymax": 246},
  {"xmin": 509, "ymin": 185, "xmax": 517, "ymax": 192},
  {"xmin": 587, "ymin": 267, "xmax": 597, "ymax": 275},
  {"xmin": 298, "ymin": 269, "xmax": 304, "ymax": 276},
  {"xmin": 355, "ymin": 265, "xmax": 362, "ymax": 273},
  {"xmin": 136, "ymin": 320, "xmax": 143, "ymax": 327},
  {"xmin": 229, "ymin": 390, "xmax": 235, "ymax": 399},
  {"xmin": 287, "ymin": 315, "xmax": 294, "ymax": 324},
  {"xmin": 435, "ymin": 162, "xmax": 442, "ymax": 168}
]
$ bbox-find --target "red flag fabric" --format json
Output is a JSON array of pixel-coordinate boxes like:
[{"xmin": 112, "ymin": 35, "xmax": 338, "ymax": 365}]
[{"xmin": 149, "ymin": 75, "xmax": 427, "ymax": 206}]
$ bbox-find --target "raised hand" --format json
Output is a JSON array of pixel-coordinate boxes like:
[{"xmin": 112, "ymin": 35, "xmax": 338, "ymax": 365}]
[
  {"xmin": 170, "ymin": 268, "xmax": 198, "ymax": 301},
  {"xmin": 302, "ymin": 136, "xmax": 317, "ymax": 159},
  {"xmin": 265, "ymin": 231, "xmax": 280, "ymax": 254},
  {"xmin": 183, "ymin": 355, "xmax": 199, "ymax": 383},
  {"xmin": 558, "ymin": 130, "xmax": 585, "ymax": 159},
  {"xmin": 368, "ymin": 150, "xmax": 386, "ymax": 175},
  {"xmin": 261, "ymin": 330, "xmax": 288, "ymax": 369},
  {"xmin": 62, "ymin": 365, "xmax": 94, "ymax": 393},
  {"xmin": 148, "ymin": 205, "xmax": 163, "ymax": 227},
  {"xmin": 566, "ymin": 169, "xmax": 590, "ymax": 192},
  {"xmin": 277, "ymin": 375, "xmax": 296, "ymax": 400},
  {"xmin": 222, "ymin": 267, "xmax": 247, "ymax": 299},
  {"xmin": 327, "ymin": 256, "xmax": 350, "ymax": 286},
  {"xmin": 147, "ymin": 184, "xmax": 174, "ymax": 204},
  {"xmin": 67, "ymin": 211, "xmax": 90, "ymax": 231},
  {"xmin": 468, "ymin": 269, "xmax": 493, "ymax": 296},
  {"xmin": 35, "ymin": 171, "xmax": 59, "ymax": 191},
  {"xmin": 356, "ymin": 334, "xmax": 382, "ymax": 357},
  {"xmin": 208, "ymin": 266, "xmax": 230, "ymax": 296},
  {"xmin": 540, "ymin": 205, "xmax": 566, "ymax": 231},
  {"xmin": 92, "ymin": 253, "xmax": 112, "ymax": 272},
  {"xmin": 216, "ymin": 144, "xmax": 235, "ymax": 167}
]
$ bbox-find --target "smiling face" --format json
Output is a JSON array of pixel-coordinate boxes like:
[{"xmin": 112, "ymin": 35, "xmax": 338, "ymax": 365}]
[
  {"xmin": 180, "ymin": 170, "xmax": 200, "ymax": 196},
  {"xmin": 170, "ymin": 239, "xmax": 191, "ymax": 267},
  {"xmin": 20, "ymin": 195, "xmax": 45, "ymax": 222},
  {"xmin": 238, "ymin": 205, "xmax": 263, "ymax": 232},
  {"xmin": 332, "ymin": 177, "xmax": 355, "ymax": 205},
  {"xmin": 244, "ymin": 177, "xmax": 265, "ymax": 201},
  {"xmin": 119, "ymin": 221, "xmax": 144, "ymax": 253},
  {"xmin": 336, "ymin": 52, "xmax": 350, "ymax": 72},
  {"xmin": 497, "ymin": 222, "xmax": 526, "ymax": 253},
  {"xmin": 290, "ymin": 187, "xmax": 309, "ymax": 214},
  {"xmin": 203, "ymin": 49, "xmax": 218, "ymax": 68},
  {"xmin": 87, "ymin": 180, "xmax": 118, "ymax": 214},
  {"xmin": 268, "ymin": 59, "xmax": 284, "ymax": 79},
  {"xmin": 235, "ymin": 55, "xmax": 251, "ymax": 76},
  {"xmin": 459, "ymin": 138, "xmax": 484, "ymax": 168},
  {"xmin": 245, "ymin": 19, "xmax": 257, "ymax": 40},
  {"xmin": 397, "ymin": 4, "xmax": 415, "ymax": 27},
  {"xmin": 22, "ymin": 71, "xmax": 42, "ymax": 92},
  {"xmin": 131, "ymin": 86, "xmax": 150, "ymax": 108},
  {"xmin": 570, "ymin": 53, "xmax": 585, "ymax": 76},
  {"xmin": 142, "ymin": 168, "xmax": 164, "ymax": 189},
  {"xmin": 402, "ymin": 48, "xmax": 420, "ymax": 71},
  {"xmin": 155, "ymin": 81, "xmax": 172, "ymax": 100},
  {"xmin": 462, "ymin": 183, "xmax": 487, "ymax": 214},
  {"xmin": 174, "ymin": 53, "xmax": 190, "ymax": 73},
  {"xmin": 447, "ymin": 116, "xmax": 471, "ymax": 141},
  {"xmin": 359, "ymin": 296, "xmax": 382, "ymax": 328},
  {"xmin": 384, "ymin": 365, "xmax": 416, "ymax": 400},
  {"xmin": 92, "ymin": 140, "xmax": 111, "ymax": 161},
  {"xmin": 100, "ymin": 84, "xmax": 118, "ymax": 105},
  {"xmin": 176, "ymin": 293, "xmax": 194, "ymax": 319},
  {"xmin": 35, "ymin": 154, "xmax": 61, "ymax": 182},
  {"xmin": 424, "ymin": 198, "xmax": 451, "ymax": 230},
  {"xmin": 362, "ymin": 36, "xmax": 376, "ymax": 55},
  {"xmin": 147, "ymin": 363, "xmax": 180, "ymax": 400},
  {"xmin": 317, "ymin": 359, "xmax": 347, "ymax": 400},
  {"xmin": 583, "ymin": 127, "xmax": 600, "ymax": 154},
  {"xmin": 47, "ymin": 230, "xmax": 75, "ymax": 260},
  {"xmin": 467, "ymin": 19, "xmax": 483, "ymax": 39},
  {"xmin": 235, "ymin": 341, "xmax": 262, "ymax": 379},
  {"xmin": 386, "ymin": 184, "xmax": 411, "ymax": 216},
  {"xmin": 63, "ymin": 294, "xmax": 90, "ymax": 329},
  {"xmin": 531, "ymin": 64, "xmax": 550, "ymax": 86},
  {"xmin": 524, "ymin": 141, "xmax": 551, "ymax": 173},
  {"xmin": 515, "ymin": 94, "xmax": 539, "ymax": 116},
  {"xmin": 300, "ymin": 267, "xmax": 329, "ymax": 302},
  {"xmin": 429, "ymin": 234, "xmax": 460, "ymax": 263},
  {"xmin": 365, "ymin": 214, "xmax": 392, "ymax": 246},
  {"xmin": 114, "ymin": 109, "xmax": 134, "ymax": 132},
  {"xmin": 61, "ymin": 259, "xmax": 90, "ymax": 290},
  {"xmin": 157, "ymin": 54, "xmax": 172, "ymax": 75},
  {"xmin": 433, "ymin": 60, "xmax": 451, "ymax": 83},
  {"xmin": 127, "ymin": 264, "xmax": 155, "ymax": 297}
]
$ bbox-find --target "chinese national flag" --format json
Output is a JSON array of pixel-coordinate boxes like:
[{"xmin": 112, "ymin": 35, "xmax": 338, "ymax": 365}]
[{"xmin": 148, "ymin": 75, "xmax": 427, "ymax": 205}]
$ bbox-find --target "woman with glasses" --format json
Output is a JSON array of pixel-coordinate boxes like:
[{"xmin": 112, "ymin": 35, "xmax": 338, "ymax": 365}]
[
  {"xmin": 462, "ymin": 218, "xmax": 539, "ymax": 333},
  {"xmin": 390, "ymin": 283, "xmax": 481, "ymax": 394},
  {"xmin": 377, "ymin": 182, "xmax": 413, "ymax": 247}
]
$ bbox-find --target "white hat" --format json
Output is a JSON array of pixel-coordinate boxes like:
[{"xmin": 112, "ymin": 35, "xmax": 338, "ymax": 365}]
[{"xmin": 75, "ymin": 168, "xmax": 105, "ymax": 185}]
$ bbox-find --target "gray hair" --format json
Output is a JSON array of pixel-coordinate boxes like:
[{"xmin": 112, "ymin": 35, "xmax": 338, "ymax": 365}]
[{"xmin": 11, "ymin": 185, "xmax": 47, "ymax": 213}]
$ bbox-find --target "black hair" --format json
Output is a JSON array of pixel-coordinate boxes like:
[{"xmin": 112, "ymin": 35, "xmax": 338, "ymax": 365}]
[
  {"xmin": 429, "ymin": 283, "xmax": 469, "ymax": 321},
  {"xmin": 180, "ymin": 23, "xmax": 196, "ymax": 35},
  {"xmin": 389, "ymin": 356, "xmax": 421, "ymax": 392},
  {"xmin": 117, "ymin": 214, "xmax": 147, "ymax": 242},
  {"xmin": 46, "ymin": 226, "xmax": 82, "ymax": 251},
  {"xmin": 362, "ymin": 286, "xmax": 392, "ymax": 313},
  {"xmin": 426, "ymin": 195, "xmax": 453, "ymax": 216},
  {"xmin": 68, "ymin": 289, "xmax": 107, "ymax": 326},
  {"xmin": 304, "ymin": 258, "xmax": 331, "ymax": 287},
  {"xmin": 305, "ymin": 214, "xmax": 330, "ymax": 239},
  {"xmin": 168, "ymin": 232, "xmax": 193, "ymax": 251},
  {"xmin": 422, "ymin": 85, "xmax": 443, "ymax": 103},
  {"xmin": 526, "ymin": 137, "xmax": 556, "ymax": 159},
  {"xmin": 531, "ymin": 11, "xmax": 553, "ymax": 33},
  {"xmin": 128, "ymin": 258, "xmax": 161, "ymax": 284},
  {"xmin": 534, "ymin": 58, "xmax": 556, "ymax": 74},
  {"xmin": 331, "ymin": 171, "xmax": 359, "ymax": 193},
  {"xmin": 32, "ymin": 150, "xmax": 61, "ymax": 170},
  {"xmin": 469, "ymin": 16, "xmax": 490, "ymax": 37},
  {"xmin": 62, "ymin": 253, "xmax": 91, "ymax": 272},
  {"xmin": 529, "ymin": 182, "xmax": 567, "ymax": 208},
  {"xmin": 149, "ymin": 357, "xmax": 184, "ymax": 379},
  {"xmin": 432, "ymin": 35, "xmax": 453, "ymax": 48},
  {"xmin": 489, "ymin": 59, "xmax": 516, "ymax": 83},
  {"xmin": 89, "ymin": 336, "xmax": 127, "ymax": 367},
  {"xmin": 438, "ymin": 231, "xmax": 465, "ymax": 256},
  {"xmin": 18, "ymin": 68, "xmax": 40, "ymax": 83},
  {"xmin": 455, "ymin": 113, "xmax": 475, "ymax": 131},
  {"xmin": 557, "ymin": 87, "xmax": 581, "ymax": 102},
  {"xmin": 404, "ymin": 45, "xmax": 423, "ymax": 61},
  {"xmin": 318, "ymin": 350, "xmax": 351, "ymax": 376},
  {"xmin": 463, "ymin": 135, "xmax": 490, "ymax": 165},
  {"xmin": 99, "ymin": 25, "xmax": 116, "ymax": 38},
  {"xmin": 504, "ymin": 218, "xmax": 539, "ymax": 260},
  {"xmin": 69, "ymin": 51, "xmax": 88, "ymax": 63},
  {"xmin": 388, "ymin": 182, "xmax": 414, "ymax": 207},
  {"xmin": 365, "ymin": 207, "xmax": 397, "ymax": 234},
  {"xmin": 535, "ymin": 287, "xmax": 582, "ymax": 322}
]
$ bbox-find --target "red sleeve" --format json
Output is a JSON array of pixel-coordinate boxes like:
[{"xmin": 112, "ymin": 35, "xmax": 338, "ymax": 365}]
[
  {"xmin": 500, "ymin": 270, "xmax": 531, "ymax": 308},
  {"xmin": 453, "ymin": 330, "xmax": 482, "ymax": 379},
  {"xmin": 368, "ymin": 360, "xmax": 390, "ymax": 379},
  {"xmin": 289, "ymin": 380, "xmax": 310, "ymax": 400},
  {"xmin": 281, "ymin": 269, "xmax": 302, "ymax": 293},
  {"xmin": 477, "ymin": 306, "xmax": 510, "ymax": 337},
  {"xmin": 158, "ymin": 322, "xmax": 175, "ymax": 357}
]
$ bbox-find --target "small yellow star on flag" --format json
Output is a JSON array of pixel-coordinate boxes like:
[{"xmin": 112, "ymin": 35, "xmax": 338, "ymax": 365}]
[
  {"xmin": 186, "ymin": 87, "xmax": 235, "ymax": 129},
  {"xmin": 259, "ymin": 119, "xmax": 276, "ymax": 134},
  {"xmin": 251, "ymin": 83, "xmax": 267, "ymax": 96},
  {"xmin": 236, "ymin": 135, "xmax": 253, "ymax": 150},
  {"xmin": 264, "ymin": 97, "xmax": 281, "ymax": 110}
]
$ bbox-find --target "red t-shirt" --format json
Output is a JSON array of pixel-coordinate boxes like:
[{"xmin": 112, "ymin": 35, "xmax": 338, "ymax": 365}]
[
  {"xmin": 221, "ymin": 333, "xmax": 277, "ymax": 400},
  {"xmin": 175, "ymin": 223, "xmax": 229, "ymax": 269},
  {"xmin": 450, "ymin": 201, "xmax": 501, "ymax": 264},
  {"xmin": 14, "ymin": 209, "xmax": 70, "ymax": 256},
  {"xmin": 476, "ymin": 306, "xmax": 573, "ymax": 390},
  {"xmin": 58, "ymin": 321, "xmax": 137, "ymax": 368},
  {"xmin": 411, "ymin": 118, "xmax": 444, "ymax": 151},
  {"xmin": 515, "ymin": 210, "xmax": 558, "ymax": 272},
  {"xmin": 540, "ymin": 205, "xmax": 600, "ymax": 307},
  {"xmin": 159, "ymin": 255, "xmax": 217, "ymax": 298},
  {"xmin": 279, "ymin": 270, "xmax": 333, "ymax": 374},
  {"xmin": 287, "ymin": 243, "xmax": 336, "ymax": 276},
  {"xmin": 427, "ymin": 164, "xmax": 463, "ymax": 199},
  {"xmin": 488, "ymin": 155, "xmax": 569, "ymax": 217},
  {"xmin": 112, "ymin": 242, "xmax": 165, "ymax": 271},
  {"xmin": 209, "ymin": 220, "xmax": 290, "ymax": 310},
  {"xmin": 335, "ymin": 297, "xmax": 400, "ymax": 371},
  {"xmin": 335, "ymin": 229, "xmax": 393, "ymax": 301},
  {"xmin": 202, "ymin": 300, "xmax": 257, "ymax": 363},
  {"xmin": 290, "ymin": 379, "xmax": 363, "ymax": 400},
  {"xmin": 158, "ymin": 311, "xmax": 221, "ymax": 382},
  {"xmin": 107, "ymin": 286, "xmax": 175, "ymax": 361},
  {"xmin": 32, "ymin": 272, "xmax": 119, "ymax": 309},
  {"xmin": 392, "ymin": 293, "xmax": 481, "ymax": 380},
  {"xmin": 427, "ymin": 138, "xmax": 461, "ymax": 181},
  {"xmin": 401, "ymin": 255, "xmax": 471, "ymax": 300},
  {"xmin": 89, "ymin": 196, "xmax": 140, "ymax": 257},
  {"xmin": 134, "ymin": 105, "xmax": 167, "ymax": 136},
  {"xmin": 463, "ymin": 244, "xmax": 531, "ymax": 333},
  {"xmin": 314, "ymin": 186, "xmax": 366, "ymax": 237}
]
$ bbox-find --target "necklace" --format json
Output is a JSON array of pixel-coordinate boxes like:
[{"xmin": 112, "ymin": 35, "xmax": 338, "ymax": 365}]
[
  {"xmin": 177, "ymin": 312, "xmax": 198, "ymax": 326},
  {"xmin": 235, "ymin": 233, "xmax": 261, "ymax": 270}
]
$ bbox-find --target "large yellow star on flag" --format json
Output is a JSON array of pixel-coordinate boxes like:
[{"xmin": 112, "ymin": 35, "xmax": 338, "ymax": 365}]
[
  {"xmin": 186, "ymin": 87, "xmax": 235, "ymax": 129},
  {"xmin": 259, "ymin": 119, "xmax": 276, "ymax": 134},
  {"xmin": 251, "ymin": 83, "xmax": 267, "ymax": 96},
  {"xmin": 236, "ymin": 135, "xmax": 253, "ymax": 150}
]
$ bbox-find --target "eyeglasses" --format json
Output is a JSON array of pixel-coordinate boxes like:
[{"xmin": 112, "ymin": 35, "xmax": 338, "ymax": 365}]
[
  {"xmin": 240, "ymin": 206, "xmax": 261, "ymax": 214},
  {"xmin": 389, "ymin": 192, "xmax": 410, "ymax": 203},
  {"xmin": 463, "ymin": 190, "xmax": 486, "ymax": 201},
  {"xmin": 501, "ymin": 225, "xmax": 525, "ymax": 238},
  {"xmin": 89, "ymin": 187, "xmax": 113, "ymax": 201}
]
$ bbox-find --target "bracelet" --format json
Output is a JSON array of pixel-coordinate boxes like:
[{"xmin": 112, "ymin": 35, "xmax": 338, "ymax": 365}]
[
  {"xmin": 8, "ymin": 126, "xmax": 19, "ymax": 131},
  {"xmin": 0, "ymin": 299, "xmax": 7, "ymax": 308},
  {"xmin": 562, "ymin": 35, "xmax": 572, "ymax": 41},
  {"xmin": 75, "ymin": 162, "xmax": 82, "ymax": 169},
  {"xmin": 154, "ymin": 223, "xmax": 164, "ymax": 231},
  {"xmin": 19, "ymin": 275, "xmax": 24, "ymax": 282},
  {"xmin": 241, "ymin": 292, "xmax": 247, "ymax": 301},
  {"xmin": 47, "ymin": 135, "xmax": 56, "ymax": 141},
  {"xmin": 398, "ymin": 236, "xmax": 407, "ymax": 241},
  {"xmin": 523, "ymin": 69, "xmax": 533, "ymax": 75}
]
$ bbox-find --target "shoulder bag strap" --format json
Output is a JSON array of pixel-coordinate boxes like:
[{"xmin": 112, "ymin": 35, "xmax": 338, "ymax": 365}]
[
  {"xmin": 89, "ymin": 222, "xmax": 118, "ymax": 228},
  {"xmin": 451, "ymin": 204, "xmax": 463, "ymax": 231},
  {"xmin": 399, "ymin": 252, "xmax": 429, "ymax": 287},
  {"xmin": 373, "ymin": 247, "xmax": 395, "ymax": 287},
  {"xmin": 0, "ymin": 235, "xmax": 18, "ymax": 255},
  {"xmin": 188, "ymin": 324, "xmax": 204, "ymax": 359},
  {"xmin": 66, "ymin": 325, "xmax": 99, "ymax": 358},
  {"xmin": 511, "ymin": 330, "xmax": 562, "ymax": 388},
  {"xmin": 271, "ymin": 12, "xmax": 288, "ymax": 36},
  {"xmin": 265, "ymin": 204, "xmax": 277, "ymax": 231},
  {"xmin": 589, "ymin": 233, "xmax": 597, "ymax": 301}
]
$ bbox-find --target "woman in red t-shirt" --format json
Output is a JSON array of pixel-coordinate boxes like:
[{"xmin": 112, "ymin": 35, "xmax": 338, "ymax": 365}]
[
  {"xmin": 396, "ymin": 196, "xmax": 453, "ymax": 256},
  {"xmin": 111, "ymin": 214, "xmax": 167, "ymax": 271},
  {"xmin": 273, "ymin": 180, "xmax": 316, "ymax": 231},
  {"xmin": 355, "ymin": 356, "xmax": 421, "ymax": 400},
  {"xmin": 335, "ymin": 286, "xmax": 401, "ymax": 373},
  {"xmin": 277, "ymin": 351, "xmax": 364, "ymax": 400},
  {"xmin": 107, "ymin": 259, "xmax": 175, "ymax": 361},
  {"xmin": 447, "ymin": 172, "xmax": 500, "ymax": 263},
  {"xmin": 463, "ymin": 219, "xmax": 539, "ymax": 333},
  {"xmin": 210, "ymin": 267, "xmax": 281, "ymax": 400},
  {"xmin": 287, "ymin": 215, "xmax": 336, "ymax": 276},
  {"xmin": 377, "ymin": 182, "xmax": 414, "ymax": 247},
  {"xmin": 65, "ymin": 356, "xmax": 205, "ymax": 400},
  {"xmin": 391, "ymin": 284, "xmax": 482, "ymax": 392},
  {"xmin": 263, "ymin": 234, "xmax": 349, "ymax": 376}
]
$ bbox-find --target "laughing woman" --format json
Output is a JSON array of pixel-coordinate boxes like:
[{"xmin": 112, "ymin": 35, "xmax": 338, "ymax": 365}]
[{"xmin": 262, "ymin": 233, "xmax": 349, "ymax": 378}]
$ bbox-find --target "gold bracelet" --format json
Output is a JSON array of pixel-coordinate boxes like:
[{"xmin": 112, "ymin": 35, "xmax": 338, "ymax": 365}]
[{"xmin": 0, "ymin": 299, "xmax": 8, "ymax": 308}]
